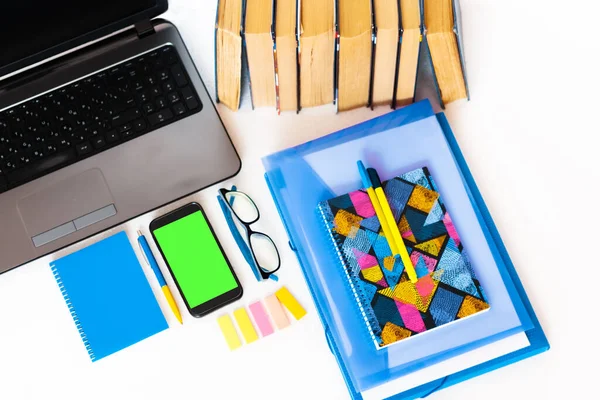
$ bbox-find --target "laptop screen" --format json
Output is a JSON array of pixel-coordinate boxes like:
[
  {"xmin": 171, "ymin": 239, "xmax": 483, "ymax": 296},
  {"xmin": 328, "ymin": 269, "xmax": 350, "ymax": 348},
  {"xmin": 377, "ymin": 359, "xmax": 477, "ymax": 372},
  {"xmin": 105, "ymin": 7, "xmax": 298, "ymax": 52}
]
[{"xmin": 0, "ymin": 0, "xmax": 165, "ymax": 77}]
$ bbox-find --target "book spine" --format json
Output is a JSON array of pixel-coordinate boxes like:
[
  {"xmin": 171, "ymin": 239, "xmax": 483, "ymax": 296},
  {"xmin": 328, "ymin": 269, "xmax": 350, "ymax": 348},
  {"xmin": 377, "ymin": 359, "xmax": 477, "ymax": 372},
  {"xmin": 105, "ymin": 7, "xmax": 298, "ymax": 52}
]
[
  {"xmin": 317, "ymin": 203, "xmax": 381, "ymax": 346},
  {"xmin": 413, "ymin": 0, "xmax": 424, "ymax": 103},
  {"xmin": 50, "ymin": 263, "xmax": 96, "ymax": 362},
  {"xmin": 391, "ymin": 0, "xmax": 403, "ymax": 109},
  {"xmin": 296, "ymin": 0, "xmax": 301, "ymax": 113},
  {"xmin": 272, "ymin": 0, "xmax": 280, "ymax": 114},
  {"xmin": 214, "ymin": 0, "xmax": 221, "ymax": 103},
  {"xmin": 368, "ymin": 0, "xmax": 376, "ymax": 109},
  {"xmin": 451, "ymin": 0, "xmax": 470, "ymax": 100},
  {"xmin": 333, "ymin": 0, "xmax": 340, "ymax": 111},
  {"xmin": 241, "ymin": 0, "xmax": 254, "ymax": 110},
  {"xmin": 421, "ymin": 0, "xmax": 444, "ymax": 109}
]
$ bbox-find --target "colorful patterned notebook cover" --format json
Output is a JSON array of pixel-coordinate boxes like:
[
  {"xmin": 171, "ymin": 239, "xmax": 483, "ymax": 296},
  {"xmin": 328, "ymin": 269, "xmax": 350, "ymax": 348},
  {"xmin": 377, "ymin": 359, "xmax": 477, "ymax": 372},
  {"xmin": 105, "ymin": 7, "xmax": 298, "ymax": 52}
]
[{"xmin": 318, "ymin": 167, "xmax": 490, "ymax": 348}]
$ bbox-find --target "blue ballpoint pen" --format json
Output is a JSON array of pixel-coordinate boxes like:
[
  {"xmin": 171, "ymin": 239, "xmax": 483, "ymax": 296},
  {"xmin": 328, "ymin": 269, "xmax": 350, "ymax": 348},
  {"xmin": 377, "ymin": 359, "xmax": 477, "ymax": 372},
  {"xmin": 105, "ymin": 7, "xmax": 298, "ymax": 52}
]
[{"xmin": 137, "ymin": 231, "xmax": 183, "ymax": 324}]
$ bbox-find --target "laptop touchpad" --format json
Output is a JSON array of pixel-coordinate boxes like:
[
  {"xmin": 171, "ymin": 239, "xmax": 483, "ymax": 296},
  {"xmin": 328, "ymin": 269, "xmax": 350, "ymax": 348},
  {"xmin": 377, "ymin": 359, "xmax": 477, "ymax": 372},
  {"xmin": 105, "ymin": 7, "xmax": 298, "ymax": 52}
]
[{"xmin": 18, "ymin": 169, "xmax": 115, "ymax": 246}]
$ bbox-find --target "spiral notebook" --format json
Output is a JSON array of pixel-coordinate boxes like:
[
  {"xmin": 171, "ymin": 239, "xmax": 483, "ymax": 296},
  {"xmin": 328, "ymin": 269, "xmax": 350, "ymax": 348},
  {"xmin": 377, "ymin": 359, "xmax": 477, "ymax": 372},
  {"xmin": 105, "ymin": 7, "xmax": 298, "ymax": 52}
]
[
  {"xmin": 50, "ymin": 231, "xmax": 168, "ymax": 362},
  {"xmin": 318, "ymin": 167, "xmax": 490, "ymax": 348}
]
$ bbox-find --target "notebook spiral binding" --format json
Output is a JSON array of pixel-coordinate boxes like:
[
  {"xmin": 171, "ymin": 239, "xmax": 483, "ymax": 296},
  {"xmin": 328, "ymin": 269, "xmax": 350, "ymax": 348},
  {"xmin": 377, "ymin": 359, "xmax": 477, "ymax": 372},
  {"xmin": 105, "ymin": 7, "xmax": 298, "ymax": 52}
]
[
  {"xmin": 50, "ymin": 263, "xmax": 96, "ymax": 362},
  {"xmin": 317, "ymin": 202, "xmax": 382, "ymax": 346}
]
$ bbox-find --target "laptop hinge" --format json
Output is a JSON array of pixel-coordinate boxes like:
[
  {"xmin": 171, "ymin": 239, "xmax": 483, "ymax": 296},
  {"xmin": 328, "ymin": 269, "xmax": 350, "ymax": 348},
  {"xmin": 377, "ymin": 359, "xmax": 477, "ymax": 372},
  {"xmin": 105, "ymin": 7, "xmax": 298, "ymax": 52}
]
[{"xmin": 134, "ymin": 20, "xmax": 156, "ymax": 38}]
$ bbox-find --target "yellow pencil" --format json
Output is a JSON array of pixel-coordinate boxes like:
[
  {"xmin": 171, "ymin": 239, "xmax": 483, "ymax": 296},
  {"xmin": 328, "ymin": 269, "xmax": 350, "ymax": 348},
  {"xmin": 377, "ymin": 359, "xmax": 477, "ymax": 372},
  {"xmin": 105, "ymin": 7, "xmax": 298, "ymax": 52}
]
[
  {"xmin": 367, "ymin": 168, "xmax": 418, "ymax": 283},
  {"xmin": 365, "ymin": 186, "xmax": 400, "ymax": 255},
  {"xmin": 357, "ymin": 162, "xmax": 399, "ymax": 255}
]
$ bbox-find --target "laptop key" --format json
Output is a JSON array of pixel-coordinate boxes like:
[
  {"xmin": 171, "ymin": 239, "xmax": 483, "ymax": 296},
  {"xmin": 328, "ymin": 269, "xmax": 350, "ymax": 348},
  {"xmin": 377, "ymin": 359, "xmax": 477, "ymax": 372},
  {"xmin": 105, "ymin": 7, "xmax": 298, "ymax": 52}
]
[
  {"xmin": 118, "ymin": 123, "xmax": 132, "ymax": 133},
  {"xmin": 185, "ymin": 96, "xmax": 199, "ymax": 110},
  {"xmin": 86, "ymin": 125, "xmax": 102, "ymax": 137},
  {"xmin": 138, "ymin": 91, "xmax": 150, "ymax": 103},
  {"xmin": 150, "ymin": 86, "xmax": 161, "ymax": 97},
  {"xmin": 4, "ymin": 159, "xmax": 19, "ymax": 171},
  {"xmin": 154, "ymin": 57, "xmax": 164, "ymax": 69},
  {"xmin": 167, "ymin": 92, "xmax": 180, "ymax": 104},
  {"xmin": 122, "ymin": 130, "xmax": 135, "ymax": 139},
  {"xmin": 180, "ymin": 86, "xmax": 199, "ymax": 110},
  {"xmin": 163, "ymin": 80, "xmax": 175, "ymax": 93},
  {"xmin": 125, "ymin": 96, "xmax": 136, "ymax": 108},
  {"xmin": 171, "ymin": 65, "xmax": 187, "ymax": 87},
  {"xmin": 172, "ymin": 103, "xmax": 186, "ymax": 116},
  {"xmin": 58, "ymin": 138, "xmax": 71, "ymax": 148},
  {"xmin": 92, "ymin": 136, "xmax": 106, "ymax": 149},
  {"xmin": 158, "ymin": 70, "xmax": 169, "ymax": 81},
  {"xmin": 71, "ymin": 131, "xmax": 87, "ymax": 143},
  {"xmin": 143, "ymin": 103, "xmax": 155, "ymax": 114},
  {"xmin": 162, "ymin": 47, "xmax": 177, "ymax": 64},
  {"xmin": 7, "ymin": 148, "xmax": 76, "ymax": 185},
  {"xmin": 134, "ymin": 119, "xmax": 146, "ymax": 131},
  {"xmin": 148, "ymin": 109, "xmax": 173, "ymax": 126},
  {"xmin": 111, "ymin": 108, "xmax": 141, "ymax": 127},
  {"xmin": 32, "ymin": 148, "xmax": 45, "ymax": 159},
  {"xmin": 19, "ymin": 154, "xmax": 32, "ymax": 165},
  {"xmin": 156, "ymin": 97, "xmax": 167, "ymax": 109},
  {"xmin": 106, "ymin": 130, "xmax": 119, "ymax": 143},
  {"xmin": 45, "ymin": 143, "xmax": 57, "ymax": 154},
  {"xmin": 76, "ymin": 142, "xmax": 92, "ymax": 156}
]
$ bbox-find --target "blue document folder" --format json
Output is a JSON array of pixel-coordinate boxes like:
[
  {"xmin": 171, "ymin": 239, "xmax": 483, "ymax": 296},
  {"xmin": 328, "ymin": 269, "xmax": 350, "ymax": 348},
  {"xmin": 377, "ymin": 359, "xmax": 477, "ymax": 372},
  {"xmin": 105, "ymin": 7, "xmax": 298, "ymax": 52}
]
[
  {"xmin": 50, "ymin": 231, "xmax": 168, "ymax": 362},
  {"xmin": 262, "ymin": 100, "xmax": 548, "ymax": 398}
]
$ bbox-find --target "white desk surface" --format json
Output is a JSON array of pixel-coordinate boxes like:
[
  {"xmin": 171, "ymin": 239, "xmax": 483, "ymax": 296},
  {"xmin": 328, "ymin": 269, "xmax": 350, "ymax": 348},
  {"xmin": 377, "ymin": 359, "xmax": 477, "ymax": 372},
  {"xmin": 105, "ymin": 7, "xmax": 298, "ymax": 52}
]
[{"xmin": 1, "ymin": 0, "xmax": 596, "ymax": 399}]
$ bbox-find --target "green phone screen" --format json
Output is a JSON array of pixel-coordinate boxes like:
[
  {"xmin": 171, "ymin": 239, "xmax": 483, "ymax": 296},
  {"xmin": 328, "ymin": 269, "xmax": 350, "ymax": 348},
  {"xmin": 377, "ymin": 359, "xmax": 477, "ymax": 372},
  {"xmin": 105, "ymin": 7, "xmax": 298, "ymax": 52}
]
[{"xmin": 153, "ymin": 210, "xmax": 238, "ymax": 308}]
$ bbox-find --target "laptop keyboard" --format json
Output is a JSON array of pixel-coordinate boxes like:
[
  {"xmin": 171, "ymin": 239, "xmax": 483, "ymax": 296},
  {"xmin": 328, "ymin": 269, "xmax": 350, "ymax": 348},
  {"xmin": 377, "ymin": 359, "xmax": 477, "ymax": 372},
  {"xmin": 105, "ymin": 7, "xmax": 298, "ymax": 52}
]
[{"xmin": 0, "ymin": 45, "xmax": 202, "ymax": 193}]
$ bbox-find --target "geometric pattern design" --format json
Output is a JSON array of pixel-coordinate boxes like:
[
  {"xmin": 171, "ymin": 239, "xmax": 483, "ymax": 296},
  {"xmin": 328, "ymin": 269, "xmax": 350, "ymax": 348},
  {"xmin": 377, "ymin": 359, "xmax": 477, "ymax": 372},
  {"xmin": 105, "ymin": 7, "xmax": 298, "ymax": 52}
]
[
  {"xmin": 319, "ymin": 167, "xmax": 490, "ymax": 348},
  {"xmin": 381, "ymin": 322, "xmax": 412, "ymax": 346}
]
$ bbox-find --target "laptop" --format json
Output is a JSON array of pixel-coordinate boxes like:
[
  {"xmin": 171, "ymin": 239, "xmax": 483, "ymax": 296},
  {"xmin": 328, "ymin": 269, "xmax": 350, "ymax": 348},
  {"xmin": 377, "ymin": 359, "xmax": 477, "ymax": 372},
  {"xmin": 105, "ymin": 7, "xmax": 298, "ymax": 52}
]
[{"xmin": 0, "ymin": 1, "xmax": 241, "ymax": 274}]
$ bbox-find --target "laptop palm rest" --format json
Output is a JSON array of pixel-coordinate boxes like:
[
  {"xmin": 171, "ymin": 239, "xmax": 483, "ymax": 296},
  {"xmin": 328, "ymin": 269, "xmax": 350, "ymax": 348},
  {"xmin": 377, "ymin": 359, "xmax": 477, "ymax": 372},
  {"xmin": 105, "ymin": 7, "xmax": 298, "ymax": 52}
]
[{"xmin": 17, "ymin": 168, "xmax": 116, "ymax": 247}]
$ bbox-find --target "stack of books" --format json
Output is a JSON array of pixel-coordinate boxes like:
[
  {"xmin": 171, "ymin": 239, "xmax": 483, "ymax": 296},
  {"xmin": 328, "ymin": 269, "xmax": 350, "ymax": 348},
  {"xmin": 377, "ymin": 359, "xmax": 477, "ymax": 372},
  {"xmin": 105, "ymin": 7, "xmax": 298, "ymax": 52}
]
[{"xmin": 215, "ymin": 0, "xmax": 469, "ymax": 113}]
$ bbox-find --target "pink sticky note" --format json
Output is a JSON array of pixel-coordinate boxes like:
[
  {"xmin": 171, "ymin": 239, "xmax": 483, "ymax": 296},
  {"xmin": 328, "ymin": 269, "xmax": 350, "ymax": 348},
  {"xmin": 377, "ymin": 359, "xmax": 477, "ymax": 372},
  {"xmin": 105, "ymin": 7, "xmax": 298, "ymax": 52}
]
[
  {"xmin": 265, "ymin": 294, "xmax": 290, "ymax": 330},
  {"xmin": 249, "ymin": 301, "xmax": 274, "ymax": 337}
]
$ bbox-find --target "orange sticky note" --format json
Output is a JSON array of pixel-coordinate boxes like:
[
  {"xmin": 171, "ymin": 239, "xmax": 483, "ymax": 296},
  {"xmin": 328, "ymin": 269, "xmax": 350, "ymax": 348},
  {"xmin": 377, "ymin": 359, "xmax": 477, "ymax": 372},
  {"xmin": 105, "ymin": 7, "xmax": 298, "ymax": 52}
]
[
  {"xmin": 233, "ymin": 307, "xmax": 259, "ymax": 344},
  {"xmin": 275, "ymin": 286, "xmax": 307, "ymax": 320},
  {"xmin": 265, "ymin": 294, "xmax": 290, "ymax": 330},
  {"xmin": 217, "ymin": 314, "xmax": 242, "ymax": 351}
]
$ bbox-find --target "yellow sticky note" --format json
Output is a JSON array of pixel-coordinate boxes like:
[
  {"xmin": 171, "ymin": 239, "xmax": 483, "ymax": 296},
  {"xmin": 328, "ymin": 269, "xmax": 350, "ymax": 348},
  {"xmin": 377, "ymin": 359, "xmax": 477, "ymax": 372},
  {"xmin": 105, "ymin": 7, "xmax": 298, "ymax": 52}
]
[
  {"xmin": 233, "ymin": 307, "xmax": 259, "ymax": 344},
  {"xmin": 275, "ymin": 287, "xmax": 307, "ymax": 320},
  {"xmin": 217, "ymin": 314, "xmax": 242, "ymax": 351}
]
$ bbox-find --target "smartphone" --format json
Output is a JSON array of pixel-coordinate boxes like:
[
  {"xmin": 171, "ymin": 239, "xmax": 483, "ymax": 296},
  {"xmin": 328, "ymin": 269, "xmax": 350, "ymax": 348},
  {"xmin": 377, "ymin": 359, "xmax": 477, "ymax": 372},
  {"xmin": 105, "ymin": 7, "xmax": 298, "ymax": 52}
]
[{"xmin": 150, "ymin": 202, "xmax": 243, "ymax": 317}]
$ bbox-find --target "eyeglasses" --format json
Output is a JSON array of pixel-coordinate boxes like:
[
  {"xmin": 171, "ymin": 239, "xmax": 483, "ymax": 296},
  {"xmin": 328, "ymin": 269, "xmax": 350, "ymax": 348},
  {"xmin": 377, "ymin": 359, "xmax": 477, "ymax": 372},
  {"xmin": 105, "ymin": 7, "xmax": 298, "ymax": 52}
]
[{"xmin": 218, "ymin": 187, "xmax": 280, "ymax": 282}]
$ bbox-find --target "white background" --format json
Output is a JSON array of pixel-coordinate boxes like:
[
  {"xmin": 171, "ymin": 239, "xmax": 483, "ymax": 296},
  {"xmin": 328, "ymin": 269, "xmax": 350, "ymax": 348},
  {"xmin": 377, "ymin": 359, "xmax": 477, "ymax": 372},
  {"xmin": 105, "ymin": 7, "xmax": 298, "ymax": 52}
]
[{"xmin": 1, "ymin": 0, "xmax": 598, "ymax": 399}]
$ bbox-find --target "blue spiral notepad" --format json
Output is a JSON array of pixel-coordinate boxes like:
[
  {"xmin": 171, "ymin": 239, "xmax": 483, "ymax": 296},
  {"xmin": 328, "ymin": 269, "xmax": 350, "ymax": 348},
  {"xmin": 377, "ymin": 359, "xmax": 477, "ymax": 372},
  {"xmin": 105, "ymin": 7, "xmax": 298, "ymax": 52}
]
[{"xmin": 50, "ymin": 231, "xmax": 168, "ymax": 362}]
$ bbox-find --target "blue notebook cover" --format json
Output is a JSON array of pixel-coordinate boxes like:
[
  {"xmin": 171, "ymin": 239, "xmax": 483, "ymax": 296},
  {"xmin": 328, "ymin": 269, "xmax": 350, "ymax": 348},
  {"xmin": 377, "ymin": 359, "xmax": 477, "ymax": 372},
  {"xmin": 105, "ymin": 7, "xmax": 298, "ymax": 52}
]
[
  {"xmin": 262, "ymin": 100, "xmax": 548, "ymax": 398},
  {"xmin": 50, "ymin": 231, "xmax": 168, "ymax": 362}
]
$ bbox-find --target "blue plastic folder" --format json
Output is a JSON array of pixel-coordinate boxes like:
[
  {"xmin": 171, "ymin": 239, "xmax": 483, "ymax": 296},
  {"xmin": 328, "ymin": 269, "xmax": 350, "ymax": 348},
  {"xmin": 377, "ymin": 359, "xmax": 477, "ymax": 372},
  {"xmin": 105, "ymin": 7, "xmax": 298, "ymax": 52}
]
[
  {"xmin": 50, "ymin": 231, "xmax": 168, "ymax": 362},
  {"xmin": 262, "ymin": 100, "xmax": 548, "ymax": 399}
]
